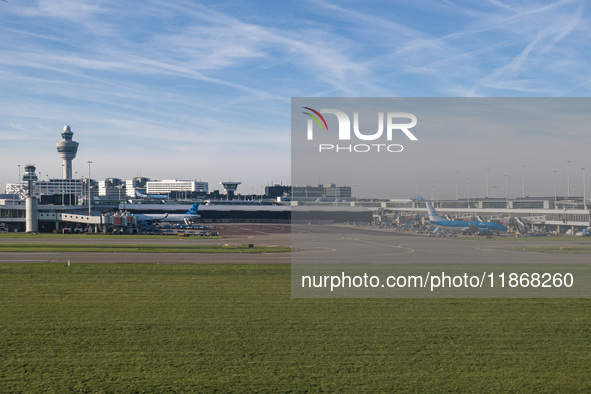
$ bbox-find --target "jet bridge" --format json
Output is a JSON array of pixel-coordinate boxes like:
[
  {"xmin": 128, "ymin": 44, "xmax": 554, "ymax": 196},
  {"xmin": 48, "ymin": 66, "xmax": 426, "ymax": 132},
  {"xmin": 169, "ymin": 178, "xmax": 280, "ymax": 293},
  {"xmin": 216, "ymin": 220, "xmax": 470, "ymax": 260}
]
[
  {"xmin": 513, "ymin": 217, "xmax": 528, "ymax": 233},
  {"xmin": 37, "ymin": 212, "xmax": 136, "ymax": 233}
]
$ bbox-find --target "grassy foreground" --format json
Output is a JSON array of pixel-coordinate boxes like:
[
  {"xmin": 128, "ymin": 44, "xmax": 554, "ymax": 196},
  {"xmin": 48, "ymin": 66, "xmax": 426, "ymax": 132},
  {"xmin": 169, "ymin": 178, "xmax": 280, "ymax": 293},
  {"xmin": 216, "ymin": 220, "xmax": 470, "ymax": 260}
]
[
  {"xmin": 1, "ymin": 264, "xmax": 589, "ymax": 392},
  {"xmin": 0, "ymin": 233, "xmax": 219, "ymax": 239}
]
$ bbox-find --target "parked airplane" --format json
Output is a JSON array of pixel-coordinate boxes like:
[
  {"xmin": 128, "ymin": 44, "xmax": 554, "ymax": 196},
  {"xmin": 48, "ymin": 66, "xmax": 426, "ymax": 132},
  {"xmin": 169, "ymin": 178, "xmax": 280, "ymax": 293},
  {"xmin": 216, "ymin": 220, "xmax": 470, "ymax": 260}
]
[
  {"xmin": 426, "ymin": 202, "xmax": 507, "ymax": 235},
  {"xmin": 136, "ymin": 192, "xmax": 170, "ymax": 199},
  {"xmin": 133, "ymin": 202, "xmax": 201, "ymax": 224}
]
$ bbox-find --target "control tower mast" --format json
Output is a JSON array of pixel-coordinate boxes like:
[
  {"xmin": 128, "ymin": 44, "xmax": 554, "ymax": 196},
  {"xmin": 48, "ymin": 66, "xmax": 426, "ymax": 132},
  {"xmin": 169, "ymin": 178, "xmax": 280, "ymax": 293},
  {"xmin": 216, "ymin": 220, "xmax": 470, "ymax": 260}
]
[
  {"xmin": 220, "ymin": 181, "xmax": 241, "ymax": 200},
  {"xmin": 56, "ymin": 125, "xmax": 79, "ymax": 179}
]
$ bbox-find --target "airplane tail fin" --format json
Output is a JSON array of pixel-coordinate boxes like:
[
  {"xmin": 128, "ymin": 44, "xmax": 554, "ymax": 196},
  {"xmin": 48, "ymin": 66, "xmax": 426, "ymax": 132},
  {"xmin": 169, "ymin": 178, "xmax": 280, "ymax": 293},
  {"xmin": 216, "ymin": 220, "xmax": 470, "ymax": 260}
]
[
  {"xmin": 186, "ymin": 202, "xmax": 200, "ymax": 215},
  {"xmin": 426, "ymin": 202, "xmax": 445, "ymax": 221}
]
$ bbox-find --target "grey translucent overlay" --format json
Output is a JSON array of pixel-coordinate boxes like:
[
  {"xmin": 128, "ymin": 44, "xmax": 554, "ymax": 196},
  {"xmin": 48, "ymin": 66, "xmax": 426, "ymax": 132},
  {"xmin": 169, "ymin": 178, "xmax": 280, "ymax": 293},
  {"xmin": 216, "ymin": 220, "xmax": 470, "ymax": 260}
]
[{"xmin": 291, "ymin": 98, "xmax": 591, "ymax": 298}]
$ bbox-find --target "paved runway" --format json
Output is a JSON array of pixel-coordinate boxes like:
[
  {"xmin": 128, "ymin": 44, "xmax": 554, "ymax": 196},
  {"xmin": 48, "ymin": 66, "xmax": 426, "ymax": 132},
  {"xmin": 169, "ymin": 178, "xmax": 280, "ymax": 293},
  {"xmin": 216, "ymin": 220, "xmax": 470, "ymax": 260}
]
[
  {"xmin": 292, "ymin": 224, "xmax": 591, "ymax": 265},
  {"xmin": 1, "ymin": 223, "xmax": 590, "ymax": 265}
]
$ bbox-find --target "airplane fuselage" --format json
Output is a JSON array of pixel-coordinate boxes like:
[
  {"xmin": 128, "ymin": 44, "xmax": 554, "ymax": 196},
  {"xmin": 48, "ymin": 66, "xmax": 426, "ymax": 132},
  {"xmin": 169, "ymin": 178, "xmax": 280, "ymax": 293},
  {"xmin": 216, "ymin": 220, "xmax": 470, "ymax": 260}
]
[
  {"xmin": 428, "ymin": 219, "xmax": 507, "ymax": 233},
  {"xmin": 426, "ymin": 202, "xmax": 508, "ymax": 234},
  {"xmin": 135, "ymin": 213, "xmax": 200, "ymax": 223},
  {"xmin": 132, "ymin": 202, "xmax": 201, "ymax": 224}
]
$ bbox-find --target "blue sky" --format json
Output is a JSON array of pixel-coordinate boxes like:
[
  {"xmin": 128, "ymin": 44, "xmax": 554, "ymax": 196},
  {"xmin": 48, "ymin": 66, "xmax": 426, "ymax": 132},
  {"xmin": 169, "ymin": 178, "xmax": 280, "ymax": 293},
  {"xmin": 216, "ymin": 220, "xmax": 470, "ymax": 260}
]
[{"xmin": 1, "ymin": 0, "xmax": 590, "ymax": 197}]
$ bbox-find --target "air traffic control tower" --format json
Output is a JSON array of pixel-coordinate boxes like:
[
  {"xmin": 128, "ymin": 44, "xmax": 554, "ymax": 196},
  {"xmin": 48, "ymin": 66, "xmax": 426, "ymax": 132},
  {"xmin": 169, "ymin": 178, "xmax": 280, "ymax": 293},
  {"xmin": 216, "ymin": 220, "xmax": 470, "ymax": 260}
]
[
  {"xmin": 56, "ymin": 125, "xmax": 79, "ymax": 179},
  {"xmin": 220, "ymin": 181, "xmax": 241, "ymax": 200}
]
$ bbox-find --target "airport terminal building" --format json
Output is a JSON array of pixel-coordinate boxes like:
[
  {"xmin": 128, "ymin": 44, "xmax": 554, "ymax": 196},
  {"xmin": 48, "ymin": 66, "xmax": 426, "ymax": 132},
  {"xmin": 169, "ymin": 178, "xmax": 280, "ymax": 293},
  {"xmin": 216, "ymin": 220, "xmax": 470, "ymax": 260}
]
[
  {"xmin": 1, "ymin": 194, "xmax": 590, "ymax": 233},
  {"xmin": 375, "ymin": 196, "xmax": 591, "ymax": 234}
]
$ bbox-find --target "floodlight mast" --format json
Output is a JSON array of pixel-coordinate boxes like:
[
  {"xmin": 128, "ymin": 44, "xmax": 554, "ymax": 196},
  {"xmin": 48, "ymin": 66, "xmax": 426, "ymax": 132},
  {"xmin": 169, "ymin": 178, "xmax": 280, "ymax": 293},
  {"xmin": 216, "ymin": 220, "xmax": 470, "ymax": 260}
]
[{"xmin": 87, "ymin": 161, "xmax": 92, "ymax": 216}]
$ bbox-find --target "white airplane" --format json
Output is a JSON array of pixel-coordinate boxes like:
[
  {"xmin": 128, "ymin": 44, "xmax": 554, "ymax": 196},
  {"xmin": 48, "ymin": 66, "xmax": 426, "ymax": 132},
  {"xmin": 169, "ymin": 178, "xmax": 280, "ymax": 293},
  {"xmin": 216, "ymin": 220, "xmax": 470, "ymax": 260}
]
[{"xmin": 133, "ymin": 202, "xmax": 201, "ymax": 224}]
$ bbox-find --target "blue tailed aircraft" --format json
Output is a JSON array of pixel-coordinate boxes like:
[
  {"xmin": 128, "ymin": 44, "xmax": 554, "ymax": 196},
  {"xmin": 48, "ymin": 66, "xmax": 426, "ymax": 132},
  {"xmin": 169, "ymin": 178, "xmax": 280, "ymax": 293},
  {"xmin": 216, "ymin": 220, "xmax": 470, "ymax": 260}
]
[
  {"xmin": 133, "ymin": 202, "xmax": 200, "ymax": 225},
  {"xmin": 426, "ymin": 202, "xmax": 507, "ymax": 235}
]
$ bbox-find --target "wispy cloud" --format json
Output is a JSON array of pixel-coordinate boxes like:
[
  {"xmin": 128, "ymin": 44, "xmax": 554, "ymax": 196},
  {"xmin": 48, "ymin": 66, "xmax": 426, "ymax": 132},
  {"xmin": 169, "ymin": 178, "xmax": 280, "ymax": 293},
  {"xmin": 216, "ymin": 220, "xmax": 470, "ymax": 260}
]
[
  {"xmin": 1, "ymin": 0, "xmax": 591, "ymax": 193},
  {"xmin": 14, "ymin": 0, "xmax": 105, "ymax": 20}
]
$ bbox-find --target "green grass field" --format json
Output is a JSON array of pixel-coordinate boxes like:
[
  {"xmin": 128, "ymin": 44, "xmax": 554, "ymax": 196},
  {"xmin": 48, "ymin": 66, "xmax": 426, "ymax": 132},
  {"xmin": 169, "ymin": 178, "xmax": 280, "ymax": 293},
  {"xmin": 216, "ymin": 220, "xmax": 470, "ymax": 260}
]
[
  {"xmin": 0, "ymin": 243, "xmax": 290, "ymax": 253},
  {"xmin": 1, "ymin": 263, "xmax": 589, "ymax": 392},
  {"xmin": 0, "ymin": 233, "xmax": 220, "ymax": 239}
]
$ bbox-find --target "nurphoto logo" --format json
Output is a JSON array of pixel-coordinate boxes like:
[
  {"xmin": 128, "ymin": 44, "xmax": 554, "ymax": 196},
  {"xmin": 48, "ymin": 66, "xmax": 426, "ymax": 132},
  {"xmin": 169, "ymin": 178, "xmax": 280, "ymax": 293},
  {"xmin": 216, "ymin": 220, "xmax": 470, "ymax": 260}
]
[{"xmin": 302, "ymin": 107, "xmax": 418, "ymax": 153}]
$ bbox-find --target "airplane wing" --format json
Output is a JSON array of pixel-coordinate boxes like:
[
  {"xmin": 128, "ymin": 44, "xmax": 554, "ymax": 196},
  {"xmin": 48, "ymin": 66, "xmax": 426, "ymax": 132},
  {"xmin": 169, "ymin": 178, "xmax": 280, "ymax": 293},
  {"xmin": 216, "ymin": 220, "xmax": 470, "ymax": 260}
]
[{"xmin": 136, "ymin": 213, "xmax": 169, "ymax": 223}]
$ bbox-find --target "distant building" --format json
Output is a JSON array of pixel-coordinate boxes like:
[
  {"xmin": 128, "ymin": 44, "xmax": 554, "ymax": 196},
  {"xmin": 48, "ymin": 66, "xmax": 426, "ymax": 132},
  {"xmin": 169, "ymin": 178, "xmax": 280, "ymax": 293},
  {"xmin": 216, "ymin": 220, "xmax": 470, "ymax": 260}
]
[
  {"xmin": 99, "ymin": 178, "xmax": 126, "ymax": 200},
  {"xmin": 34, "ymin": 178, "xmax": 91, "ymax": 205},
  {"xmin": 125, "ymin": 177, "xmax": 150, "ymax": 197},
  {"xmin": 265, "ymin": 184, "xmax": 290, "ymax": 198},
  {"xmin": 0, "ymin": 193, "xmax": 21, "ymax": 205},
  {"xmin": 268, "ymin": 184, "xmax": 353, "ymax": 200},
  {"xmin": 5, "ymin": 164, "xmax": 39, "ymax": 200},
  {"xmin": 324, "ymin": 184, "xmax": 352, "ymax": 198},
  {"xmin": 146, "ymin": 180, "xmax": 208, "ymax": 195},
  {"xmin": 292, "ymin": 185, "xmax": 325, "ymax": 199},
  {"xmin": 5, "ymin": 184, "xmax": 27, "ymax": 201}
]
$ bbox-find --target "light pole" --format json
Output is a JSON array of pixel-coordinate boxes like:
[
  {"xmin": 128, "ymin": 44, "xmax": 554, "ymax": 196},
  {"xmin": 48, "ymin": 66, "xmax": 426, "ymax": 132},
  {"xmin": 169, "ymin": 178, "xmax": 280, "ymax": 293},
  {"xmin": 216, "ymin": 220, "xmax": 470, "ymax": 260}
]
[
  {"xmin": 522, "ymin": 165, "xmax": 526, "ymax": 198},
  {"xmin": 486, "ymin": 168, "xmax": 490, "ymax": 198},
  {"xmin": 456, "ymin": 171, "xmax": 459, "ymax": 200},
  {"xmin": 567, "ymin": 161, "xmax": 571, "ymax": 198},
  {"xmin": 583, "ymin": 168, "xmax": 587, "ymax": 210},
  {"xmin": 435, "ymin": 180, "xmax": 438, "ymax": 206},
  {"xmin": 17, "ymin": 164, "xmax": 21, "ymax": 201},
  {"xmin": 466, "ymin": 177, "xmax": 470, "ymax": 208},
  {"xmin": 61, "ymin": 164, "xmax": 65, "ymax": 205},
  {"xmin": 505, "ymin": 174, "xmax": 509, "ymax": 208},
  {"xmin": 87, "ymin": 161, "xmax": 92, "ymax": 216},
  {"xmin": 553, "ymin": 170, "xmax": 557, "ymax": 209},
  {"xmin": 75, "ymin": 171, "xmax": 79, "ymax": 205},
  {"xmin": 75, "ymin": 172, "xmax": 78, "ymax": 203}
]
